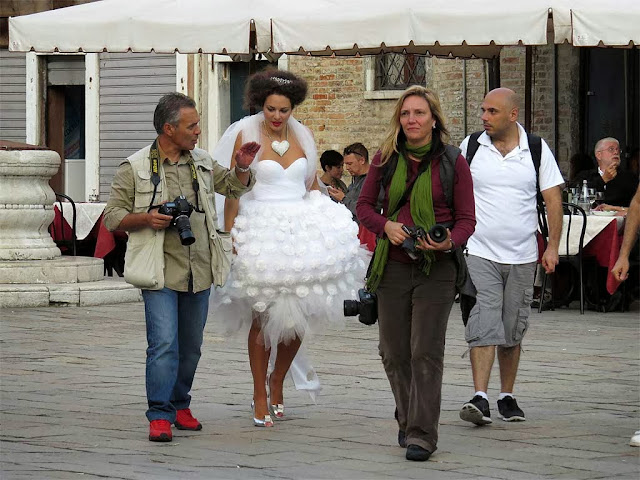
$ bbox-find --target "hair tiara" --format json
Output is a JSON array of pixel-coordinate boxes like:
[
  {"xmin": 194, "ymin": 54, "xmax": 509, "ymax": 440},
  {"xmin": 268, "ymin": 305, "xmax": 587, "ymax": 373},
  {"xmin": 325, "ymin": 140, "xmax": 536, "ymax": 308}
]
[{"xmin": 271, "ymin": 76, "xmax": 292, "ymax": 85}]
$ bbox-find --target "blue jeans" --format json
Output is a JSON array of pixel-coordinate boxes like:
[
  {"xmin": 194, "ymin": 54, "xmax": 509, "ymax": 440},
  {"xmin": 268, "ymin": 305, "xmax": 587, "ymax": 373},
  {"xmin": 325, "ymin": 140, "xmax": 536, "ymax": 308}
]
[{"xmin": 142, "ymin": 287, "xmax": 210, "ymax": 422}]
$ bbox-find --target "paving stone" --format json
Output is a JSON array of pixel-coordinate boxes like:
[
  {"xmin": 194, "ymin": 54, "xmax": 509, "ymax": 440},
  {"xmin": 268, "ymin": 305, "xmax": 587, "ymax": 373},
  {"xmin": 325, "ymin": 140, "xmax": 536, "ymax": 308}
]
[{"xmin": 1, "ymin": 302, "xmax": 639, "ymax": 479}]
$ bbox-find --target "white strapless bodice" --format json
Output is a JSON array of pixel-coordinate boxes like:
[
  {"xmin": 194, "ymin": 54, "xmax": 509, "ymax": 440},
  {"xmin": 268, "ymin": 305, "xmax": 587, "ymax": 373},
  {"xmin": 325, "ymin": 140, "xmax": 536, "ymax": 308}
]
[{"xmin": 249, "ymin": 158, "xmax": 307, "ymax": 202}]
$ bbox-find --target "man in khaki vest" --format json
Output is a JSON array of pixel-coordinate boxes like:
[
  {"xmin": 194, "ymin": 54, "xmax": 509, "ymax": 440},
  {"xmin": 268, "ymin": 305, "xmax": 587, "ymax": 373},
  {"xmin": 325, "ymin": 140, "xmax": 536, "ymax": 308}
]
[{"xmin": 104, "ymin": 92, "xmax": 258, "ymax": 442}]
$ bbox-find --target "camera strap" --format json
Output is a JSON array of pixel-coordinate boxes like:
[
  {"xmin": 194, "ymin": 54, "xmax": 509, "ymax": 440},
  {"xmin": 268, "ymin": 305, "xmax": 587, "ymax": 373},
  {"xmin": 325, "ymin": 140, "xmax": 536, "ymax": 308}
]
[
  {"xmin": 365, "ymin": 161, "xmax": 426, "ymax": 282},
  {"xmin": 147, "ymin": 138, "xmax": 204, "ymax": 213},
  {"xmin": 148, "ymin": 139, "xmax": 161, "ymax": 212},
  {"xmin": 365, "ymin": 155, "xmax": 432, "ymax": 285},
  {"xmin": 389, "ymin": 157, "xmax": 431, "ymax": 218},
  {"xmin": 187, "ymin": 161, "xmax": 205, "ymax": 213}
]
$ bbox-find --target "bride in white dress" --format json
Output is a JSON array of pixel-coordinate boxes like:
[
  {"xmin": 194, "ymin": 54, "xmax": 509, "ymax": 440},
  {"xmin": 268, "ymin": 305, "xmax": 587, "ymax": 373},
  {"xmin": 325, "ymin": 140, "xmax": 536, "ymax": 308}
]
[{"xmin": 211, "ymin": 70, "xmax": 368, "ymax": 427}]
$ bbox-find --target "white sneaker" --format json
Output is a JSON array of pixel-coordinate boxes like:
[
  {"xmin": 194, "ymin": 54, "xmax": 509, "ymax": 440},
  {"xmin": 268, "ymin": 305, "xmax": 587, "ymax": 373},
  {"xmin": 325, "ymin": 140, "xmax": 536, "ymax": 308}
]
[{"xmin": 630, "ymin": 431, "xmax": 640, "ymax": 447}]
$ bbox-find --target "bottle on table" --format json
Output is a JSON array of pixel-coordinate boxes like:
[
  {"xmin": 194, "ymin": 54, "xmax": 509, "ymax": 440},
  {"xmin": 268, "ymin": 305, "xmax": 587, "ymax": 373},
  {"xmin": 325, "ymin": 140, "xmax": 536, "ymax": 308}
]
[{"xmin": 580, "ymin": 179, "xmax": 591, "ymax": 214}]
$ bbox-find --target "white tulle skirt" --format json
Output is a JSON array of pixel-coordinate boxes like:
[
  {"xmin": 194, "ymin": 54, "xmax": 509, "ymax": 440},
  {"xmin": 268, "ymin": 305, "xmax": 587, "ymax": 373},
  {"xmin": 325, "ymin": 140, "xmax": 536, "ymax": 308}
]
[{"xmin": 211, "ymin": 190, "xmax": 370, "ymax": 347}]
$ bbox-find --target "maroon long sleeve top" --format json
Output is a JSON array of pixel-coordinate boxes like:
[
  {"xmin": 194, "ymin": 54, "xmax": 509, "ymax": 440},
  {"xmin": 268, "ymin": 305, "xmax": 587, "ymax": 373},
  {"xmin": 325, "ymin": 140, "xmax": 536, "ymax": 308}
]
[{"xmin": 356, "ymin": 150, "xmax": 476, "ymax": 263}]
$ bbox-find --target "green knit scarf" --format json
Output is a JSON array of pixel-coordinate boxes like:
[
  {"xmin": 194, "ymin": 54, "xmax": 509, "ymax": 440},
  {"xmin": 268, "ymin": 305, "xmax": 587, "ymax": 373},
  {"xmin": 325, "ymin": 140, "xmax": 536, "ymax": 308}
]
[{"xmin": 366, "ymin": 142, "xmax": 436, "ymax": 292}]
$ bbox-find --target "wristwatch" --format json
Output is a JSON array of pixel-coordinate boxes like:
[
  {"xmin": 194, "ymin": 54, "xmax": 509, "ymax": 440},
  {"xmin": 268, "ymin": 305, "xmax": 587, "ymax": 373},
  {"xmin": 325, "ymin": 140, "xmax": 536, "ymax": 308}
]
[
  {"xmin": 444, "ymin": 239, "xmax": 456, "ymax": 253},
  {"xmin": 235, "ymin": 164, "xmax": 251, "ymax": 173}
]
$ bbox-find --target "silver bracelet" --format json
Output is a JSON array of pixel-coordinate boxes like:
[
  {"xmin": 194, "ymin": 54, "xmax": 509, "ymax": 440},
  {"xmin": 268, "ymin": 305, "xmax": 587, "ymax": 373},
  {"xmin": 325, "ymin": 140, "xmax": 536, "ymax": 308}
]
[{"xmin": 235, "ymin": 164, "xmax": 251, "ymax": 173}]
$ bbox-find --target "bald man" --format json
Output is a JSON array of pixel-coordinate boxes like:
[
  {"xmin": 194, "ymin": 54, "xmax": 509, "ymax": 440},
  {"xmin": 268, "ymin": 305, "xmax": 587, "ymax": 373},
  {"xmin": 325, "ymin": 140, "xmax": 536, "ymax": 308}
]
[{"xmin": 458, "ymin": 88, "xmax": 564, "ymax": 425}]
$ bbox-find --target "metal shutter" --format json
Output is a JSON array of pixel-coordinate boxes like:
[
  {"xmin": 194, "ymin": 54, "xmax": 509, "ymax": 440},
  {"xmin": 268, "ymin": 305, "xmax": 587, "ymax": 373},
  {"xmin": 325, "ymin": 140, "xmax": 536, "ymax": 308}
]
[
  {"xmin": 0, "ymin": 51, "xmax": 27, "ymax": 142},
  {"xmin": 99, "ymin": 53, "xmax": 176, "ymax": 194}
]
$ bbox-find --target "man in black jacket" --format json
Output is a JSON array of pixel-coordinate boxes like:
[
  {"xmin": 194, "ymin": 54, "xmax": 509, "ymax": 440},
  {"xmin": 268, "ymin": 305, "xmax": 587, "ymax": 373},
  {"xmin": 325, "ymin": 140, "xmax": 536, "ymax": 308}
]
[
  {"xmin": 571, "ymin": 137, "xmax": 638, "ymax": 207},
  {"xmin": 327, "ymin": 143, "xmax": 370, "ymax": 222}
]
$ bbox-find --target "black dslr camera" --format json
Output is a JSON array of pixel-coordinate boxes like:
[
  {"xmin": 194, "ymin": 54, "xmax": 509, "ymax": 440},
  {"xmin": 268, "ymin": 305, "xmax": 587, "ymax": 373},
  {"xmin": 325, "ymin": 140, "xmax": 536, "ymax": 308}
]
[
  {"xmin": 156, "ymin": 195, "xmax": 196, "ymax": 245},
  {"xmin": 344, "ymin": 288, "xmax": 378, "ymax": 326},
  {"xmin": 401, "ymin": 224, "xmax": 448, "ymax": 260}
]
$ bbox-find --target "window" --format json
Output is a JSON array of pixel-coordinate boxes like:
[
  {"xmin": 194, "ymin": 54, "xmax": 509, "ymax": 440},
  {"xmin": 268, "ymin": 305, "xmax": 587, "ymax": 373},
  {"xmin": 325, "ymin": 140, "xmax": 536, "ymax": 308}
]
[{"xmin": 375, "ymin": 53, "xmax": 427, "ymax": 90}]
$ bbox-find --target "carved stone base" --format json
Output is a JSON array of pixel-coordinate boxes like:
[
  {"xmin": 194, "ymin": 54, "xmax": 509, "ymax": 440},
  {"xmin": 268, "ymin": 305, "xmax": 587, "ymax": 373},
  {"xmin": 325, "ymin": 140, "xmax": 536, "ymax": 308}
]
[
  {"xmin": 0, "ymin": 277, "xmax": 142, "ymax": 308},
  {"xmin": 0, "ymin": 147, "xmax": 61, "ymax": 261},
  {"xmin": 0, "ymin": 256, "xmax": 104, "ymax": 284},
  {"xmin": 0, "ymin": 143, "xmax": 142, "ymax": 308}
]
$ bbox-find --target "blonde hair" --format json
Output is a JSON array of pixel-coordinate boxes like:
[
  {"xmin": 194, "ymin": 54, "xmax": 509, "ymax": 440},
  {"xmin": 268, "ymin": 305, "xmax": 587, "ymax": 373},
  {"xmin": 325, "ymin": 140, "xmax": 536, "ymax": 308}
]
[{"xmin": 378, "ymin": 86, "xmax": 450, "ymax": 165}]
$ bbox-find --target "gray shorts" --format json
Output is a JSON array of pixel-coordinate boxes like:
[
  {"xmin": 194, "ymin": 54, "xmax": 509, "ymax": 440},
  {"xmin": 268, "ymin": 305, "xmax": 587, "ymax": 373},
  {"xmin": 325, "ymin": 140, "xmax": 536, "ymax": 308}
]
[{"xmin": 465, "ymin": 255, "xmax": 536, "ymax": 348}]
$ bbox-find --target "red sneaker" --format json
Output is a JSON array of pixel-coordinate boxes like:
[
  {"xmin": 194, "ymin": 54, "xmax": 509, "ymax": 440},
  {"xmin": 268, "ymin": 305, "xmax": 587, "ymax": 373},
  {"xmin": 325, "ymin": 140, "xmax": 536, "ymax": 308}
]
[
  {"xmin": 149, "ymin": 419, "xmax": 172, "ymax": 442},
  {"xmin": 174, "ymin": 408, "xmax": 202, "ymax": 431}
]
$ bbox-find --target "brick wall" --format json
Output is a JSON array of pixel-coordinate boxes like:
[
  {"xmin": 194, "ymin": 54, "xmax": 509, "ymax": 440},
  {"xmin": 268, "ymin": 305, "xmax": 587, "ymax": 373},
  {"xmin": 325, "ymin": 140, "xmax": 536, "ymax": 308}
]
[
  {"xmin": 288, "ymin": 48, "xmax": 578, "ymax": 177},
  {"xmin": 289, "ymin": 56, "xmax": 395, "ymax": 162},
  {"xmin": 431, "ymin": 57, "xmax": 486, "ymax": 146},
  {"xmin": 499, "ymin": 46, "xmax": 527, "ymax": 126},
  {"xmin": 556, "ymin": 44, "xmax": 581, "ymax": 178},
  {"xmin": 531, "ymin": 44, "xmax": 555, "ymax": 150}
]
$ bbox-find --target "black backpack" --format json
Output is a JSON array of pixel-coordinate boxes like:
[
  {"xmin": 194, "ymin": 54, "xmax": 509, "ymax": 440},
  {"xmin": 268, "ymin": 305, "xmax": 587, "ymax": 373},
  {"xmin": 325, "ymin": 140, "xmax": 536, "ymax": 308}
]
[{"xmin": 463, "ymin": 131, "xmax": 544, "ymax": 209}]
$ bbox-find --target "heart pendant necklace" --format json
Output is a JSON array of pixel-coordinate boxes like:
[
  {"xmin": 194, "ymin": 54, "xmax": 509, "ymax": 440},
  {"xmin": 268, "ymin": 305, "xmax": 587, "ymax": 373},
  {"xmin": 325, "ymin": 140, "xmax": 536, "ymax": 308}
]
[{"xmin": 263, "ymin": 121, "xmax": 290, "ymax": 157}]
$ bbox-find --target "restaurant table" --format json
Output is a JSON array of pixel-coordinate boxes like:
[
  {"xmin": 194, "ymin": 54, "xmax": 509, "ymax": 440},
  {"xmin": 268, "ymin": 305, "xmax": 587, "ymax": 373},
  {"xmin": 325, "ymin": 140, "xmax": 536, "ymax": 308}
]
[
  {"xmin": 57, "ymin": 202, "xmax": 107, "ymax": 240},
  {"xmin": 582, "ymin": 215, "xmax": 624, "ymax": 295},
  {"xmin": 52, "ymin": 203, "xmax": 126, "ymax": 275},
  {"xmin": 539, "ymin": 213, "xmax": 625, "ymax": 301},
  {"xmin": 94, "ymin": 218, "xmax": 127, "ymax": 276}
]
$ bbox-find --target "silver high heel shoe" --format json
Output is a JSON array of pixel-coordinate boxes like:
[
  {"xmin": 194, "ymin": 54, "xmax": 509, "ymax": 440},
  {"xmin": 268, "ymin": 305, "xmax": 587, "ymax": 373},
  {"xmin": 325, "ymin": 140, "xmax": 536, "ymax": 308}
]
[
  {"xmin": 269, "ymin": 403, "xmax": 284, "ymax": 418},
  {"xmin": 267, "ymin": 374, "xmax": 285, "ymax": 418},
  {"xmin": 251, "ymin": 400, "xmax": 273, "ymax": 427}
]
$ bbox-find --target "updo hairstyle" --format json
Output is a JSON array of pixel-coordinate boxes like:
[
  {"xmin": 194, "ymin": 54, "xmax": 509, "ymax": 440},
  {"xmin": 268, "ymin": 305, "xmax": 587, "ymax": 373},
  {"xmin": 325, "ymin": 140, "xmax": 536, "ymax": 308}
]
[{"xmin": 244, "ymin": 69, "xmax": 308, "ymax": 110}]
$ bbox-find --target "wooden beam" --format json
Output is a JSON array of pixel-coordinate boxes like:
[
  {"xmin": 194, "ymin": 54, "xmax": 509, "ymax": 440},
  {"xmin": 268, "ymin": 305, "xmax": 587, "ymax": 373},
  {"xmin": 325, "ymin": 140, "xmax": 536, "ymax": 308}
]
[
  {"xmin": 525, "ymin": 46, "xmax": 533, "ymax": 132},
  {"xmin": 1, "ymin": 0, "xmax": 96, "ymax": 17},
  {"xmin": 47, "ymin": 86, "xmax": 65, "ymax": 193},
  {"xmin": 0, "ymin": 18, "xmax": 8, "ymax": 48}
]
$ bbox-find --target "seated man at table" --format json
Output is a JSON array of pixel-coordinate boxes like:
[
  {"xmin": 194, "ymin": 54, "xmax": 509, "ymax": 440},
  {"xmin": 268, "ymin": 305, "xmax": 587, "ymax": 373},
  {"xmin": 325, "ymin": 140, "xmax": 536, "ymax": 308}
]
[
  {"xmin": 571, "ymin": 137, "xmax": 638, "ymax": 207},
  {"xmin": 103, "ymin": 92, "xmax": 257, "ymax": 442}
]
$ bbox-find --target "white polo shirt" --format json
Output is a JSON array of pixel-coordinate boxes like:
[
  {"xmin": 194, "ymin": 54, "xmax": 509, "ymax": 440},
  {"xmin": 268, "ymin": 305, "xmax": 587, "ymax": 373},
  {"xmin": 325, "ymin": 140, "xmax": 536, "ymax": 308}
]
[{"xmin": 460, "ymin": 123, "xmax": 564, "ymax": 264}]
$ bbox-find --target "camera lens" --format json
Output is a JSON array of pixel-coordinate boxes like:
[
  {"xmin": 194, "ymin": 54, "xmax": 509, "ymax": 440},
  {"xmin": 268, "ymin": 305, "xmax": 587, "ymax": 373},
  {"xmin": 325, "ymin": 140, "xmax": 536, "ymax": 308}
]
[
  {"xmin": 428, "ymin": 224, "xmax": 448, "ymax": 243},
  {"xmin": 343, "ymin": 299, "xmax": 361, "ymax": 317},
  {"xmin": 174, "ymin": 215, "xmax": 195, "ymax": 245}
]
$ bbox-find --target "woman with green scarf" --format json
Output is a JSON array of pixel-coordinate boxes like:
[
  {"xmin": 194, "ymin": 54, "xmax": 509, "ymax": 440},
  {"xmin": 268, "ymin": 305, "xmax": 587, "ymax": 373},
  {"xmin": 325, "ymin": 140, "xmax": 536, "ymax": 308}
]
[{"xmin": 356, "ymin": 86, "xmax": 476, "ymax": 462}]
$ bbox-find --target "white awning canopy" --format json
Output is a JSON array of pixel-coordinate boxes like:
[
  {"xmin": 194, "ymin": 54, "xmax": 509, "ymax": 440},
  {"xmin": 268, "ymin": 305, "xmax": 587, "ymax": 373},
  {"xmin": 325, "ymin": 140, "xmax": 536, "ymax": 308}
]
[
  {"xmin": 271, "ymin": 1, "xmax": 549, "ymax": 57},
  {"xmin": 554, "ymin": 0, "xmax": 639, "ymax": 47},
  {"xmin": 8, "ymin": 0, "xmax": 638, "ymax": 56}
]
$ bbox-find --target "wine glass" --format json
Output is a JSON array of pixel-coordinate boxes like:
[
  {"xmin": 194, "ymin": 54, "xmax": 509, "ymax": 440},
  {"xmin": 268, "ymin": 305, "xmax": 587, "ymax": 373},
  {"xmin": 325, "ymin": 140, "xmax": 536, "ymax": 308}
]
[{"xmin": 569, "ymin": 187, "xmax": 579, "ymax": 203}]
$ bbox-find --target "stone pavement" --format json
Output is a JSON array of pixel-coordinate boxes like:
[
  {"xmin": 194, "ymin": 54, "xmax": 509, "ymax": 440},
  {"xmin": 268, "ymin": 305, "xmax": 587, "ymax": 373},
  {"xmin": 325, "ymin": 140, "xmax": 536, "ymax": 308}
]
[{"xmin": 1, "ymin": 300, "xmax": 638, "ymax": 479}]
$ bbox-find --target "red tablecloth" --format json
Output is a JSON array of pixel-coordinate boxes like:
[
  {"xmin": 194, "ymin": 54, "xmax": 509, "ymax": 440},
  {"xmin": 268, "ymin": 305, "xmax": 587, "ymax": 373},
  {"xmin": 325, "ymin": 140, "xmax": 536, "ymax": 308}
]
[
  {"xmin": 51, "ymin": 208, "xmax": 123, "ymax": 259},
  {"xmin": 583, "ymin": 219, "xmax": 623, "ymax": 294},
  {"xmin": 94, "ymin": 218, "xmax": 118, "ymax": 259},
  {"xmin": 50, "ymin": 205, "xmax": 75, "ymax": 249}
]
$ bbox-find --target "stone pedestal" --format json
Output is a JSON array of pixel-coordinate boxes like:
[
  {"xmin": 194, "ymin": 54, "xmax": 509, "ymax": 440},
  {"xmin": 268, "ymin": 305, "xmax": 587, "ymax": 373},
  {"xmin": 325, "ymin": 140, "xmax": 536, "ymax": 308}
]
[
  {"xmin": 0, "ymin": 141, "xmax": 141, "ymax": 307},
  {"xmin": 0, "ymin": 145, "xmax": 61, "ymax": 260}
]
